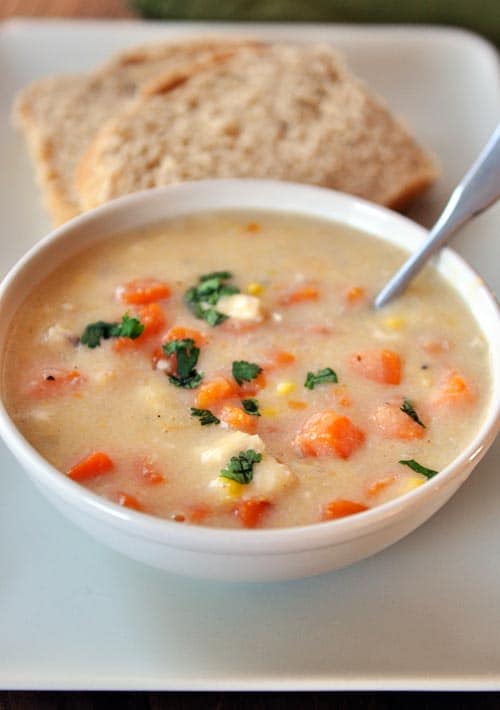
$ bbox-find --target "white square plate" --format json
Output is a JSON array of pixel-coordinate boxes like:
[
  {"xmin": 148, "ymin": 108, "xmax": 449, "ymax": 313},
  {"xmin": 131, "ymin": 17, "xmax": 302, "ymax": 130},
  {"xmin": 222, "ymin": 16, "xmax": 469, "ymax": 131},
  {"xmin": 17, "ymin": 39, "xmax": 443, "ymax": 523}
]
[{"xmin": 0, "ymin": 19, "xmax": 499, "ymax": 691}]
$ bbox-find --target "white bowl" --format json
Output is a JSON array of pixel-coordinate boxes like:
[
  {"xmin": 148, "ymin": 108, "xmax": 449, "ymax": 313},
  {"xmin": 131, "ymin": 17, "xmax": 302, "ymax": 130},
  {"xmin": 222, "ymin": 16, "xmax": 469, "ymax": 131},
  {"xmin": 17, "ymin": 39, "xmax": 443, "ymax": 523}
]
[{"xmin": 0, "ymin": 179, "xmax": 498, "ymax": 582}]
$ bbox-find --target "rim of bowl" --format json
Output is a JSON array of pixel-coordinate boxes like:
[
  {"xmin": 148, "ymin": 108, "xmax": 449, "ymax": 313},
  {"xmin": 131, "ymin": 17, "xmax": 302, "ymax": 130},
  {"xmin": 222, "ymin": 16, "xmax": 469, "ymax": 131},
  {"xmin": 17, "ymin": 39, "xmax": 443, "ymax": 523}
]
[{"xmin": 0, "ymin": 179, "xmax": 498, "ymax": 556}]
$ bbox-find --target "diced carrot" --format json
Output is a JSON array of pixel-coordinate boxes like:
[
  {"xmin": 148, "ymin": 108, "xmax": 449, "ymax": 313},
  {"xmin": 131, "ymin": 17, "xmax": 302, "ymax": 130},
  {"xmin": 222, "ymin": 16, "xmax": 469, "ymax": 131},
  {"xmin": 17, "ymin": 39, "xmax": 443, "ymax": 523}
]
[
  {"xmin": 350, "ymin": 349, "xmax": 402, "ymax": 385},
  {"xmin": 26, "ymin": 368, "xmax": 84, "ymax": 398},
  {"xmin": 372, "ymin": 402, "xmax": 425, "ymax": 440},
  {"xmin": 117, "ymin": 492, "xmax": 143, "ymax": 511},
  {"xmin": 234, "ymin": 498, "xmax": 271, "ymax": 528},
  {"xmin": 287, "ymin": 400, "xmax": 308, "ymax": 410},
  {"xmin": 141, "ymin": 458, "xmax": 166, "ymax": 484},
  {"xmin": 113, "ymin": 302, "xmax": 167, "ymax": 352},
  {"xmin": 220, "ymin": 405, "xmax": 258, "ymax": 434},
  {"xmin": 293, "ymin": 409, "xmax": 365, "ymax": 459},
  {"xmin": 164, "ymin": 326, "xmax": 207, "ymax": 347},
  {"xmin": 264, "ymin": 349, "xmax": 296, "ymax": 370},
  {"xmin": 345, "ymin": 286, "xmax": 366, "ymax": 305},
  {"xmin": 279, "ymin": 285, "xmax": 319, "ymax": 306},
  {"xmin": 186, "ymin": 504, "xmax": 211, "ymax": 523},
  {"xmin": 113, "ymin": 336, "xmax": 137, "ymax": 352},
  {"xmin": 273, "ymin": 350, "xmax": 295, "ymax": 365},
  {"xmin": 238, "ymin": 370, "xmax": 267, "ymax": 396},
  {"xmin": 118, "ymin": 278, "xmax": 171, "ymax": 305},
  {"xmin": 67, "ymin": 451, "xmax": 114, "ymax": 482},
  {"xmin": 245, "ymin": 222, "xmax": 261, "ymax": 233},
  {"xmin": 139, "ymin": 302, "xmax": 166, "ymax": 336},
  {"xmin": 430, "ymin": 368, "xmax": 476, "ymax": 409},
  {"xmin": 195, "ymin": 375, "xmax": 239, "ymax": 409},
  {"xmin": 321, "ymin": 499, "xmax": 369, "ymax": 521},
  {"xmin": 366, "ymin": 475, "xmax": 398, "ymax": 498}
]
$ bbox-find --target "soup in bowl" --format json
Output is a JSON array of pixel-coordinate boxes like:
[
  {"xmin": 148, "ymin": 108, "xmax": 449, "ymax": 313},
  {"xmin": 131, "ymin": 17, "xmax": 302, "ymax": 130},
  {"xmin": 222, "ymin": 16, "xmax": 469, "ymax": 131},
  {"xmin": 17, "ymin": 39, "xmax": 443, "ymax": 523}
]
[{"xmin": 0, "ymin": 180, "xmax": 498, "ymax": 581}]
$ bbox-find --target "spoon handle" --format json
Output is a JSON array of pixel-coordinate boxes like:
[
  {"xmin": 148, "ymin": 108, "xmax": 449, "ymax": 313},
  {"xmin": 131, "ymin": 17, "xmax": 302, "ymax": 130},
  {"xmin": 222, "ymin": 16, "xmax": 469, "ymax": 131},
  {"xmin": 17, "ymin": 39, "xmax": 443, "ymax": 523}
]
[{"xmin": 374, "ymin": 123, "xmax": 500, "ymax": 309}]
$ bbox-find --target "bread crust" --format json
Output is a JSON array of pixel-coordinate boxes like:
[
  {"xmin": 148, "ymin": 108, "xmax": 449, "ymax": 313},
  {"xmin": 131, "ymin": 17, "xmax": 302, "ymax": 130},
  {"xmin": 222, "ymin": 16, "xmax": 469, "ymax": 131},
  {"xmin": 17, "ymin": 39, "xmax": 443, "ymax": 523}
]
[{"xmin": 12, "ymin": 37, "xmax": 259, "ymax": 224}]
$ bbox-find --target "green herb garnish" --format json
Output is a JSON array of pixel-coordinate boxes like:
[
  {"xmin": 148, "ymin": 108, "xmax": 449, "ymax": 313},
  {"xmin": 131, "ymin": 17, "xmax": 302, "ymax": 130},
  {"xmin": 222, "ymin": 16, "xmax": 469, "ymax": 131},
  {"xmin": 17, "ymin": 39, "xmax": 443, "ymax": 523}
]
[
  {"xmin": 232, "ymin": 360, "xmax": 263, "ymax": 386},
  {"xmin": 220, "ymin": 449, "xmax": 263, "ymax": 484},
  {"xmin": 80, "ymin": 313, "xmax": 144, "ymax": 348},
  {"xmin": 399, "ymin": 459, "xmax": 438, "ymax": 479},
  {"xmin": 190, "ymin": 408, "xmax": 220, "ymax": 426},
  {"xmin": 80, "ymin": 321, "xmax": 115, "ymax": 348},
  {"xmin": 163, "ymin": 338, "xmax": 203, "ymax": 389},
  {"xmin": 184, "ymin": 271, "xmax": 239, "ymax": 326},
  {"xmin": 114, "ymin": 313, "xmax": 144, "ymax": 339},
  {"xmin": 241, "ymin": 398, "xmax": 261, "ymax": 416},
  {"xmin": 304, "ymin": 367, "xmax": 338, "ymax": 389},
  {"xmin": 400, "ymin": 399, "xmax": 426, "ymax": 428},
  {"xmin": 200, "ymin": 270, "xmax": 233, "ymax": 282}
]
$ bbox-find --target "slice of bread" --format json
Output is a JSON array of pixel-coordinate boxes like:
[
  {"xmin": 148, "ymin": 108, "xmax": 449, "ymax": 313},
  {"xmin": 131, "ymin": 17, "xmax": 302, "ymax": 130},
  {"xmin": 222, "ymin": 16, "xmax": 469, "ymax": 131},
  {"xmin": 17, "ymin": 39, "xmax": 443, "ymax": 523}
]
[
  {"xmin": 13, "ymin": 38, "xmax": 255, "ymax": 224},
  {"xmin": 76, "ymin": 43, "xmax": 437, "ymax": 212}
]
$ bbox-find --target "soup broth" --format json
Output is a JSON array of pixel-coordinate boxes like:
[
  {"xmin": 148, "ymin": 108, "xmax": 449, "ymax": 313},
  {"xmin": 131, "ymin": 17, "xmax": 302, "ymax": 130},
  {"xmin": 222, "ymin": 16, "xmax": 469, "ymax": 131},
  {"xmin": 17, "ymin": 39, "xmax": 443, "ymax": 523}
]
[{"xmin": 2, "ymin": 211, "xmax": 490, "ymax": 528}]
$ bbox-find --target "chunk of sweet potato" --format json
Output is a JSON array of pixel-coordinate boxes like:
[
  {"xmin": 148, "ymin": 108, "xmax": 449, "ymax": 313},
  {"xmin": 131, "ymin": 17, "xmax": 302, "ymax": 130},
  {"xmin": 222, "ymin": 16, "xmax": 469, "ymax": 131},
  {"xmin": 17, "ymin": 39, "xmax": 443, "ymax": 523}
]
[
  {"xmin": 195, "ymin": 375, "xmax": 239, "ymax": 409},
  {"xmin": 350, "ymin": 349, "xmax": 402, "ymax": 385},
  {"xmin": 293, "ymin": 409, "xmax": 365, "ymax": 459},
  {"xmin": 372, "ymin": 401, "xmax": 425, "ymax": 440},
  {"xmin": 430, "ymin": 368, "xmax": 476, "ymax": 409},
  {"xmin": 220, "ymin": 405, "xmax": 258, "ymax": 434}
]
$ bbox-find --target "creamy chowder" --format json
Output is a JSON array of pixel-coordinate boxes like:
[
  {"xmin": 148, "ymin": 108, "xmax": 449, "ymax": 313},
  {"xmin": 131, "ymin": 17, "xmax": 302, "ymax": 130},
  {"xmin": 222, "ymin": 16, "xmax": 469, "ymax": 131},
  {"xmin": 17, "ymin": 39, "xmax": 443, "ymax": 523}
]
[{"xmin": 2, "ymin": 211, "xmax": 490, "ymax": 528}]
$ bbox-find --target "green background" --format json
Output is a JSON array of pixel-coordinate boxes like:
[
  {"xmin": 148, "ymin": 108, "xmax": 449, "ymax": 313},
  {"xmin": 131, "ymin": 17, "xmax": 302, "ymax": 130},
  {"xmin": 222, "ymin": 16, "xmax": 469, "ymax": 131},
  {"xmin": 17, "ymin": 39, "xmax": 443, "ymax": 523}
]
[{"xmin": 130, "ymin": 0, "xmax": 500, "ymax": 47}]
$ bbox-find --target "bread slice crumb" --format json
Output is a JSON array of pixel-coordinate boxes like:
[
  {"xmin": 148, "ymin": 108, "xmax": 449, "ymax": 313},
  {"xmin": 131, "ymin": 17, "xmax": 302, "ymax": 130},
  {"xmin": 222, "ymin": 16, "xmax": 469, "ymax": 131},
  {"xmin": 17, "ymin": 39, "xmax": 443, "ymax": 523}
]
[
  {"xmin": 12, "ymin": 38, "xmax": 258, "ymax": 224},
  {"xmin": 75, "ymin": 43, "xmax": 437, "ymax": 212}
]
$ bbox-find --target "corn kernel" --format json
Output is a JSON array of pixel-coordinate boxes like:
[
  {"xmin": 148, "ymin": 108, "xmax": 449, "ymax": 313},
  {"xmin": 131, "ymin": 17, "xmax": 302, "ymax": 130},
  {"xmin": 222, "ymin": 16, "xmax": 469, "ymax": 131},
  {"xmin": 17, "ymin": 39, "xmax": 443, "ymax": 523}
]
[
  {"xmin": 220, "ymin": 478, "xmax": 244, "ymax": 499},
  {"xmin": 276, "ymin": 381, "xmax": 296, "ymax": 396},
  {"xmin": 247, "ymin": 282, "xmax": 264, "ymax": 296},
  {"xmin": 382, "ymin": 316, "xmax": 405, "ymax": 330},
  {"xmin": 261, "ymin": 407, "xmax": 278, "ymax": 417},
  {"xmin": 399, "ymin": 474, "xmax": 426, "ymax": 494}
]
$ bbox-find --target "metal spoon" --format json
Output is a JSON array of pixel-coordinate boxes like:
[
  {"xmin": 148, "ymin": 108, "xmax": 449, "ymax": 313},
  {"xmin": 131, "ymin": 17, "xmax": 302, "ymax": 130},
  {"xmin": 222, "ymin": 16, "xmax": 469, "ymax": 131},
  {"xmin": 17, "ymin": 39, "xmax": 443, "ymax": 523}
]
[{"xmin": 374, "ymin": 123, "xmax": 500, "ymax": 309}]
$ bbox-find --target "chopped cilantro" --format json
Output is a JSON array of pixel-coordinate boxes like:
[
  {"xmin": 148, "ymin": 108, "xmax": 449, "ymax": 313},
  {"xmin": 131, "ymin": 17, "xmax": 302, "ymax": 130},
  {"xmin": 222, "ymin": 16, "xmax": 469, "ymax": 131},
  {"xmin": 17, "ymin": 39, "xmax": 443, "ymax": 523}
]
[
  {"xmin": 241, "ymin": 398, "xmax": 260, "ymax": 416},
  {"xmin": 232, "ymin": 360, "xmax": 263, "ymax": 386},
  {"xmin": 163, "ymin": 338, "xmax": 203, "ymax": 389},
  {"xmin": 112, "ymin": 313, "xmax": 144, "ymax": 340},
  {"xmin": 220, "ymin": 449, "xmax": 262, "ymax": 484},
  {"xmin": 200, "ymin": 270, "xmax": 233, "ymax": 281},
  {"xmin": 400, "ymin": 399, "xmax": 426, "ymax": 428},
  {"xmin": 190, "ymin": 408, "xmax": 220, "ymax": 426},
  {"xmin": 184, "ymin": 271, "xmax": 239, "ymax": 326},
  {"xmin": 399, "ymin": 459, "xmax": 438, "ymax": 479},
  {"xmin": 304, "ymin": 367, "xmax": 338, "ymax": 389},
  {"xmin": 80, "ymin": 320, "xmax": 116, "ymax": 348},
  {"xmin": 203, "ymin": 307, "xmax": 228, "ymax": 327},
  {"xmin": 80, "ymin": 313, "xmax": 144, "ymax": 348}
]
